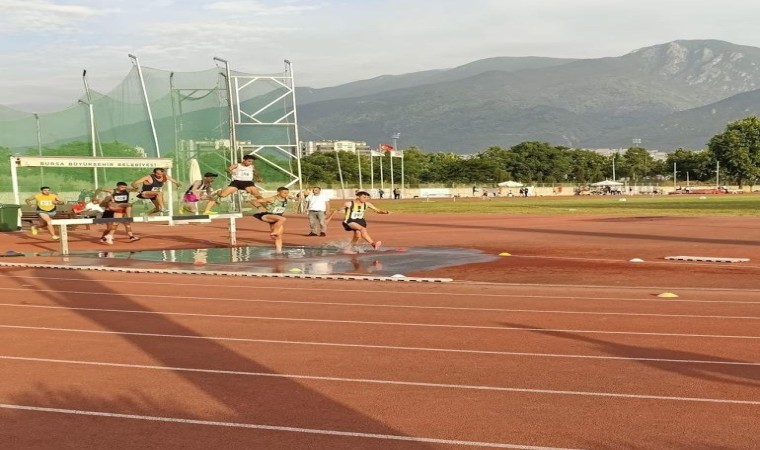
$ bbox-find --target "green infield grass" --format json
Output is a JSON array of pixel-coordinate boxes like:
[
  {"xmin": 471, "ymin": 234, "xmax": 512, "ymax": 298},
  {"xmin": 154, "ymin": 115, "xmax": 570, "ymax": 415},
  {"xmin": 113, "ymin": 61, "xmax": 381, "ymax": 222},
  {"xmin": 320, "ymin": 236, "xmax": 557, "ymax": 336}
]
[{"xmin": 370, "ymin": 194, "xmax": 760, "ymax": 216}]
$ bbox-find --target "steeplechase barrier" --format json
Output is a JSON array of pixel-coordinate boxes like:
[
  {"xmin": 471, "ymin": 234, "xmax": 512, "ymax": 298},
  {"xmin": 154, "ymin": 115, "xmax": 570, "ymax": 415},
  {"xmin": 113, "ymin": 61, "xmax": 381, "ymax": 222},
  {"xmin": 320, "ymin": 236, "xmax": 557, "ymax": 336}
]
[{"xmin": 51, "ymin": 213, "xmax": 242, "ymax": 255}]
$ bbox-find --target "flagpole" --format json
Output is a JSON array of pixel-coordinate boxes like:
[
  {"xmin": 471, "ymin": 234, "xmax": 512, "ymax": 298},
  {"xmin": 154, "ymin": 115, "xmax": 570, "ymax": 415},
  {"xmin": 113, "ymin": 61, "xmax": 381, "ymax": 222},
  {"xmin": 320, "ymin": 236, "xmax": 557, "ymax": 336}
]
[
  {"xmin": 357, "ymin": 148, "xmax": 363, "ymax": 190},
  {"xmin": 370, "ymin": 152, "xmax": 374, "ymax": 192},
  {"xmin": 389, "ymin": 151, "xmax": 394, "ymax": 195},
  {"xmin": 380, "ymin": 153, "xmax": 384, "ymax": 191},
  {"xmin": 392, "ymin": 132, "xmax": 401, "ymax": 198}
]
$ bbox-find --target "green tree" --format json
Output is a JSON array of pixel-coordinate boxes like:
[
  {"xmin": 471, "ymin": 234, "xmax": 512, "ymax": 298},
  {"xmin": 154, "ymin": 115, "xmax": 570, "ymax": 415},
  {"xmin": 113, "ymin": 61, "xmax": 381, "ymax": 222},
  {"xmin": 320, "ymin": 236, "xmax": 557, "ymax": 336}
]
[
  {"xmin": 665, "ymin": 148, "xmax": 713, "ymax": 183},
  {"xmin": 509, "ymin": 141, "xmax": 570, "ymax": 183},
  {"xmin": 620, "ymin": 147, "xmax": 656, "ymax": 182},
  {"xmin": 707, "ymin": 116, "xmax": 760, "ymax": 187},
  {"xmin": 420, "ymin": 152, "xmax": 466, "ymax": 185},
  {"xmin": 397, "ymin": 147, "xmax": 426, "ymax": 187},
  {"xmin": 566, "ymin": 149, "xmax": 607, "ymax": 184}
]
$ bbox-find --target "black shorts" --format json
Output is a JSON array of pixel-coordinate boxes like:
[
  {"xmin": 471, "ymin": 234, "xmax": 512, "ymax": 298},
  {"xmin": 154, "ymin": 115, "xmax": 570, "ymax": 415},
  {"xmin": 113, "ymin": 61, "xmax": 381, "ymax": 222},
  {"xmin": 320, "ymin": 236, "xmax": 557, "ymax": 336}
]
[
  {"xmin": 102, "ymin": 210, "xmax": 114, "ymax": 219},
  {"xmin": 137, "ymin": 191, "xmax": 159, "ymax": 200},
  {"xmin": 342, "ymin": 219, "xmax": 367, "ymax": 231},
  {"xmin": 253, "ymin": 212, "xmax": 284, "ymax": 222},
  {"xmin": 229, "ymin": 180, "xmax": 255, "ymax": 190}
]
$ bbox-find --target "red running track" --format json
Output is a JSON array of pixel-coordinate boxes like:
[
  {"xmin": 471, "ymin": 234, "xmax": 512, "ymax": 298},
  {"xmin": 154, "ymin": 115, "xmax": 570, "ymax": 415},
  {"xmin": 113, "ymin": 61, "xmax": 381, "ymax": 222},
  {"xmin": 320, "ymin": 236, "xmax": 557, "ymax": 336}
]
[{"xmin": 1, "ymin": 268, "xmax": 759, "ymax": 449}]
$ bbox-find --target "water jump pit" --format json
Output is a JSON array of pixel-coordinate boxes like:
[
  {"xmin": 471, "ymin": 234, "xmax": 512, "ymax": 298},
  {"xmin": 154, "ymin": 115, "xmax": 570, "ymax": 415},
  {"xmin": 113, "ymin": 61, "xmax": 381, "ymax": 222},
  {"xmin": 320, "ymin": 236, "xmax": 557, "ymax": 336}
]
[{"xmin": 5, "ymin": 245, "xmax": 497, "ymax": 282}]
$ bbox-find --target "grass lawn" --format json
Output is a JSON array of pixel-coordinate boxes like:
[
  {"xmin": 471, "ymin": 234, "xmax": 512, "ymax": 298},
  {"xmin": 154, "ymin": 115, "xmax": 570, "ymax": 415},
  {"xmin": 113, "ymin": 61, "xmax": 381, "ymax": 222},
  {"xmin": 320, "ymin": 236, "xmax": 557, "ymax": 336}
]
[{"xmin": 370, "ymin": 194, "xmax": 760, "ymax": 216}]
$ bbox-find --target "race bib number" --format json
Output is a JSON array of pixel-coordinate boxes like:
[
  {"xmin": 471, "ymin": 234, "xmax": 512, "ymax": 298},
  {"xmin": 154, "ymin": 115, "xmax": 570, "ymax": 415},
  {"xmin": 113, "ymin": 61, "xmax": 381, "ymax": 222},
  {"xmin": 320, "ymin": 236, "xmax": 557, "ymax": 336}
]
[
  {"xmin": 350, "ymin": 210, "xmax": 363, "ymax": 219},
  {"xmin": 272, "ymin": 206, "xmax": 286, "ymax": 214},
  {"xmin": 151, "ymin": 187, "xmax": 161, "ymax": 191}
]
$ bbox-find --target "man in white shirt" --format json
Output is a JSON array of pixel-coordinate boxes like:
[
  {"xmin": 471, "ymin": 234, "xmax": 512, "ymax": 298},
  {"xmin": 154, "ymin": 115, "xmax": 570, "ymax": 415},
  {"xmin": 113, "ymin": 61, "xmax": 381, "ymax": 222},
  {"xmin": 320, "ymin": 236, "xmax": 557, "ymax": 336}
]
[
  {"xmin": 304, "ymin": 186, "xmax": 330, "ymax": 236},
  {"xmin": 83, "ymin": 198, "xmax": 105, "ymax": 215}
]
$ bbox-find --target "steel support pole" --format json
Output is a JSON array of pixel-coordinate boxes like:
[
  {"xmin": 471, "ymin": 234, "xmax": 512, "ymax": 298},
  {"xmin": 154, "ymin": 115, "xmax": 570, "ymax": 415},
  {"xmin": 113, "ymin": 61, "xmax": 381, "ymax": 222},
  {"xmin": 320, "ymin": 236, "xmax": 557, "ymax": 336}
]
[{"xmin": 129, "ymin": 54, "xmax": 161, "ymax": 157}]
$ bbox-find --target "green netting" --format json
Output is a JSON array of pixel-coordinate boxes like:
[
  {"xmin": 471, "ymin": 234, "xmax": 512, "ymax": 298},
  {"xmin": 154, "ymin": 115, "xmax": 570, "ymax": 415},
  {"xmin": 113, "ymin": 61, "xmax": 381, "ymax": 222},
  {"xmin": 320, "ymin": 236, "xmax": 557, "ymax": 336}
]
[{"xmin": 1, "ymin": 64, "xmax": 300, "ymax": 200}]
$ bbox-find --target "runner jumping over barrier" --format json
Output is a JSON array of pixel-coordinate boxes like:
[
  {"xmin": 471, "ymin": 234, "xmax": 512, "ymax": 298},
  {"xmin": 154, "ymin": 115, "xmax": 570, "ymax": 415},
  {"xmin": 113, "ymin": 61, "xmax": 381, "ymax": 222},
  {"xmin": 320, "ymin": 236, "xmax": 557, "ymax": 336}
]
[
  {"xmin": 97, "ymin": 182, "xmax": 140, "ymax": 245},
  {"xmin": 203, "ymin": 155, "xmax": 263, "ymax": 215},
  {"xmin": 132, "ymin": 168, "xmax": 180, "ymax": 216}
]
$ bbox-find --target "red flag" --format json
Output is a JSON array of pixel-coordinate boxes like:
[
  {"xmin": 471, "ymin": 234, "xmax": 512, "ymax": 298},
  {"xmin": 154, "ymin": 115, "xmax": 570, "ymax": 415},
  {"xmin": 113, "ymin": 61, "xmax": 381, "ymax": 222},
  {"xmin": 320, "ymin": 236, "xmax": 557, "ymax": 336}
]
[{"xmin": 379, "ymin": 143, "xmax": 394, "ymax": 151}]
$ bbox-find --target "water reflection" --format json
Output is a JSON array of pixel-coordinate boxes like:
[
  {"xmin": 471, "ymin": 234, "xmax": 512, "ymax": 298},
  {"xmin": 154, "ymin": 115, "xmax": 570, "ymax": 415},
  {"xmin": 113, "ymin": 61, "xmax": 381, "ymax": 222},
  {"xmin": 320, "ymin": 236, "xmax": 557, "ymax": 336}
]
[{"xmin": 84, "ymin": 245, "xmax": 496, "ymax": 277}]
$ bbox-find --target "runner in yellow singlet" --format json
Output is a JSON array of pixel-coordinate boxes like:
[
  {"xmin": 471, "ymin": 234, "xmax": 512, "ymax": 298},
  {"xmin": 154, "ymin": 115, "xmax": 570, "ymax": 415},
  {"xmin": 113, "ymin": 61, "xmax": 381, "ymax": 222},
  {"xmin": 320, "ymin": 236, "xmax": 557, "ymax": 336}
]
[
  {"xmin": 341, "ymin": 191, "xmax": 389, "ymax": 253},
  {"xmin": 25, "ymin": 186, "xmax": 64, "ymax": 240}
]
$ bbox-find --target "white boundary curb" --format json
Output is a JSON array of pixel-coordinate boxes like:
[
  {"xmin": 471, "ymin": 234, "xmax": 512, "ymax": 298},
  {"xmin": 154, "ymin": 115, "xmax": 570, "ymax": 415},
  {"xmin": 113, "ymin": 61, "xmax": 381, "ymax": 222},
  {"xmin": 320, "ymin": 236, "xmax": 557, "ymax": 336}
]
[{"xmin": 0, "ymin": 262, "xmax": 452, "ymax": 283}]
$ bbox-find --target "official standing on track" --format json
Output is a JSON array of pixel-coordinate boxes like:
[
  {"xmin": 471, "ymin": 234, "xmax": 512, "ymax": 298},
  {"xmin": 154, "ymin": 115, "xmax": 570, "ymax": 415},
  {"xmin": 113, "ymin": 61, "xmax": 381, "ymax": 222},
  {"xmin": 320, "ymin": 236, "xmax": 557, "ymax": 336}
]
[{"xmin": 305, "ymin": 186, "xmax": 330, "ymax": 237}]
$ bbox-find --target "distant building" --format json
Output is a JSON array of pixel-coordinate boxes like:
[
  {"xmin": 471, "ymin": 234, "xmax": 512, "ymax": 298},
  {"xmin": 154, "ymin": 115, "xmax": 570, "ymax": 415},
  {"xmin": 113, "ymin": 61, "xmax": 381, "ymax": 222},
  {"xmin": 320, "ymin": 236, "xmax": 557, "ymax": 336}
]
[
  {"xmin": 300, "ymin": 140, "xmax": 371, "ymax": 156},
  {"xmin": 588, "ymin": 147, "xmax": 668, "ymax": 161}
]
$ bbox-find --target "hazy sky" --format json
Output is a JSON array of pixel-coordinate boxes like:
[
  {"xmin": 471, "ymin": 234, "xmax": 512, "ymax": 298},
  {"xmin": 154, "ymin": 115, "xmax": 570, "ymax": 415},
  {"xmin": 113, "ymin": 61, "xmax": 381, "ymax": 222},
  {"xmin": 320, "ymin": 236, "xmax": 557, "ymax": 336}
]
[{"xmin": 2, "ymin": 0, "xmax": 760, "ymax": 112}]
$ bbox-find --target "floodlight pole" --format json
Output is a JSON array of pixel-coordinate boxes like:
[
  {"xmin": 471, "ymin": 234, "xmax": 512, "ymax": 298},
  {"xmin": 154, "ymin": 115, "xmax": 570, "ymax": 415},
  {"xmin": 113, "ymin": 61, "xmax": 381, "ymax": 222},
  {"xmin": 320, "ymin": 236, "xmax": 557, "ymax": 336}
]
[
  {"xmin": 78, "ymin": 100, "xmax": 99, "ymax": 188},
  {"xmin": 34, "ymin": 113, "xmax": 43, "ymax": 183},
  {"xmin": 129, "ymin": 54, "xmax": 161, "ymax": 157},
  {"xmin": 214, "ymin": 57, "xmax": 237, "ymax": 164},
  {"xmin": 82, "ymin": 71, "xmax": 99, "ymax": 187},
  {"xmin": 284, "ymin": 59, "xmax": 304, "ymax": 195}
]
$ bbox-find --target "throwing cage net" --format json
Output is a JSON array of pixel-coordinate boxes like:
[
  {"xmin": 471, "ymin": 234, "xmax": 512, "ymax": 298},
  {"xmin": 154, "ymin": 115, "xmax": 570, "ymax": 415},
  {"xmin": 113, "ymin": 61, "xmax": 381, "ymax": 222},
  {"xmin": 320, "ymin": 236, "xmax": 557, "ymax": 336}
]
[{"xmin": 1, "ymin": 61, "xmax": 302, "ymax": 204}]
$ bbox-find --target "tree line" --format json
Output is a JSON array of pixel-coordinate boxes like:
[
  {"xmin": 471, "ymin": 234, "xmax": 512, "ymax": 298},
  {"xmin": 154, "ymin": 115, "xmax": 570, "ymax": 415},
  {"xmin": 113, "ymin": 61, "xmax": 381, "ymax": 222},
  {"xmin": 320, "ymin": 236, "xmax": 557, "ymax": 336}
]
[
  {"xmin": 4, "ymin": 116, "xmax": 760, "ymax": 191},
  {"xmin": 302, "ymin": 116, "xmax": 760, "ymax": 188}
]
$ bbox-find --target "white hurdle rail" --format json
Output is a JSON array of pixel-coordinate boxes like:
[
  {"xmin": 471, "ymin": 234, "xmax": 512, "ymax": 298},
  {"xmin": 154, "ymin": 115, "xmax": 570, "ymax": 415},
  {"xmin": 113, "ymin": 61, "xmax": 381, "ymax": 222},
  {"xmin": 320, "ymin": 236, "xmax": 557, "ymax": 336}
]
[{"xmin": 50, "ymin": 213, "xmax": 242, "ymax": 255}]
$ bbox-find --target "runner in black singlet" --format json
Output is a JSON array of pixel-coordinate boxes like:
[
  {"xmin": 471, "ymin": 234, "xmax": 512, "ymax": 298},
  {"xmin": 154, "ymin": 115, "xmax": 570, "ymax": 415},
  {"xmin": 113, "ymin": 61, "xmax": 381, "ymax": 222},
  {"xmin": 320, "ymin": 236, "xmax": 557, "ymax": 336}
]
[
  {"xmin": 252, "ymin": 186, "xmax": 290, "ymax": 254},
  {"xmin": 131, "ymin": 168, "xmax": 180, "ymax": 216}
]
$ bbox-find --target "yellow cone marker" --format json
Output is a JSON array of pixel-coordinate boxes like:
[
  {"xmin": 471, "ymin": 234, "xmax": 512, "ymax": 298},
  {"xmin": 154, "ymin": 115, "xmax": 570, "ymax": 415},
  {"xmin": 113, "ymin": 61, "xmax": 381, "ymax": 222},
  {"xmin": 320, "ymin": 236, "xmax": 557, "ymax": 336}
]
[
  {"xmin": 657, "ymin": 292, "xmax": 679, "ymax": 298},
  {"xmin": 499, "ymin": 252, "xmax": 511, "ymax": 256}
]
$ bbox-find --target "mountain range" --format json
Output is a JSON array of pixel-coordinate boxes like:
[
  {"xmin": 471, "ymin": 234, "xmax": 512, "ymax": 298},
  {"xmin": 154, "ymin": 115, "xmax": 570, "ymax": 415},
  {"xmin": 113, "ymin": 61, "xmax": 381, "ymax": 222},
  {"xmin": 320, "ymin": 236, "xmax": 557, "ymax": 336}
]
[{"xmin": 295, "ymin": 40, "xmax": 760, "ymax": 152}]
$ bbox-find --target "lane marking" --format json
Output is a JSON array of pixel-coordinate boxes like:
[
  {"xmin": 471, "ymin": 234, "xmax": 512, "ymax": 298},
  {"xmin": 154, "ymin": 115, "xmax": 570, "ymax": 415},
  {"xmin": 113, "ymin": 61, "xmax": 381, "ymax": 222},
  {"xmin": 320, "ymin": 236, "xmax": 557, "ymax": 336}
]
[
  {"xmin": 2, "ymin": 356, "xmax": 759, "ymax": 405},
  {"xmin": 2, "ymin": 288, "xmax": 760, "ymax": 319},
  {"xmin": 0, "ymin": 404, "xmax": 578, "ymax": 449},
  {"xmin": 6, "ymin": 273, "xmax": 760, "ymax": 303},
  {"xmin": 2, "ymin": 303, "xmax": 760, "ymax": 339},
  {"xmin": 2, "ymin": 327, "xmax": 759, "ymax": 366}
]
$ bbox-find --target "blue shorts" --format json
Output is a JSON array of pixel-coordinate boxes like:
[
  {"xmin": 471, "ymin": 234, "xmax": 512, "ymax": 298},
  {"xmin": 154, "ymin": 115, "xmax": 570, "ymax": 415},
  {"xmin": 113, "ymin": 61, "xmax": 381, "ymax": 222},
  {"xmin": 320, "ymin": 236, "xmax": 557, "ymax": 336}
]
[{"xmin": 37, "ymin": 210, "xmax": 56, "ymax": 217}]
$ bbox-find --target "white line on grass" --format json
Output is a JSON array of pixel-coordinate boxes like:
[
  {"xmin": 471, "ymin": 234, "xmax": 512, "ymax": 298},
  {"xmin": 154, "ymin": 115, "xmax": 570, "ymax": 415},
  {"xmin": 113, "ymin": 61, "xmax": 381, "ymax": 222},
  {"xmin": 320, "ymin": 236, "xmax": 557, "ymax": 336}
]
[
  {"xmin": 2, "ymin": 325, "xmax": 759, "ymax": 366},
  {"xmin": 2, "ymin": 356, "xmax": 759, "ymax": 405}
]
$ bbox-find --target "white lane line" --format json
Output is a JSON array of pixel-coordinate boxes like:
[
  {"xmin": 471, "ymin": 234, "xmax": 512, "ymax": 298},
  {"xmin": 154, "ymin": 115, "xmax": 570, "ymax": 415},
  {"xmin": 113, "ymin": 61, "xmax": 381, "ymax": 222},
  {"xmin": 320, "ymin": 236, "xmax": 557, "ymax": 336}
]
[
  {"xmin": 3, "ymin": 288, "xmax": 760, "ymax": 319},
  {"xmin": 3, "ymin": 325, "xmax": 759, "ymax": 366},
  {"xmin": 4, "ymin": 275, "xmax": 760, "ymax": 303},
  {"xmin": 2, "ymin": 356, "xmax": 759, "ymax": 406},
  {"xmin": 0, "ymin": 404, "xmax": 578, "ymax": 450},
  {"xmin": 2, "ymin": 304, "xmax": 760, "ymax": 339}
]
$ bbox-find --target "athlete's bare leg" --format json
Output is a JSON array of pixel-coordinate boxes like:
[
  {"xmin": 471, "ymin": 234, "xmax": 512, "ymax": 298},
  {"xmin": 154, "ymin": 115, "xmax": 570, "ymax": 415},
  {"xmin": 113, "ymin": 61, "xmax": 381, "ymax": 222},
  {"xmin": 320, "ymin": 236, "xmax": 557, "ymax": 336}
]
[{"xmin": 203, "ymin": 186, "xmax": 237, "ymax": 214}]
